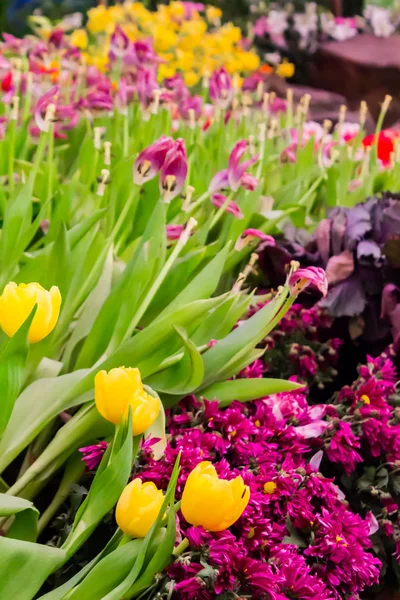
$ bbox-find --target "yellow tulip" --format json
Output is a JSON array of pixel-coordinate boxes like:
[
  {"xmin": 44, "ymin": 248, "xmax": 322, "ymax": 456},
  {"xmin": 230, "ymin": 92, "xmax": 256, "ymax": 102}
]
[
  {"xmin": 94, "ymin": 367, "xmax": 160, "ymax": 435},
  {"xmin": 70, "ymin": 29, "xmax": 88, "ymax": 50},
  {"xmin": 116, "ymin": 479, "xmax": 164, "ymax": 537},
  {"xmin": 0, "ymin": 282, "xmax": 61, "ymax": 344},
  {"xmin": 181, "ymin": 461, "xmax": 250, "ymax": 531}
]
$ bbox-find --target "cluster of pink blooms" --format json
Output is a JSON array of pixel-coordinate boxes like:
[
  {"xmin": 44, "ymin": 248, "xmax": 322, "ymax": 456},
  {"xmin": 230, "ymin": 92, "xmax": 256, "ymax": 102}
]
[
  {"xmin": 248, "ymin": 301, "xmax": 342, "ymax": 388},
  {"xmin": 79, "ymin": 329, "xmax": 400, "ymax": 599}
]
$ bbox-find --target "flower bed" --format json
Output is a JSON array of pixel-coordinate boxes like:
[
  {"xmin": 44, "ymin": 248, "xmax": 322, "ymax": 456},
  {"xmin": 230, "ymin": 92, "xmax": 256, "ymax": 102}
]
[{"xmin": 0, "ymin": 2, "xmax": 398, "ymax": 599}]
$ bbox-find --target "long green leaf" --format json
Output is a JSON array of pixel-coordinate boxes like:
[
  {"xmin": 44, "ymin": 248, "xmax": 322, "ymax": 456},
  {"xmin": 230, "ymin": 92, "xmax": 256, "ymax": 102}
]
[{"xmin": 201, "ymin": 378, "xmax": 303, "ymax": 407}]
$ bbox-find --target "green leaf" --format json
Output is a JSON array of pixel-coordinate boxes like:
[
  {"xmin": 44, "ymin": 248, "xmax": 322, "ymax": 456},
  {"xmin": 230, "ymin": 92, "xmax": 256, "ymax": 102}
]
[
  {"xmin": 0, "ymin": 537, "xmax": 65, "ymax": 600},
  {"xmin": 146, "ymin": 326, "xmax": 204, "ymax": 395},
  {"xmin": 0, "ymin": 493, "xmax": 39, "ymax": 542},
  {"xmin": 62, "ymin": 531, "xmax": 166, "ymax": 600},
  {"xmin": 101, "ymin": 454, "xmax": 181, "ymax": 600},
  {"xmin": 0, "ymin": 305, "xmax": 36, "ymax": 437},
  {"xmin": 62, "ymin": 412, "xmax": 137, "ymax": 559},
  {"xmin": 201, "ymin": 378, "xmax": 303, "ymax": 407},
  {"xmin": 143, "ymin": 386, "xmax": 166, "ymax": 461},
  {"xmin": 200, "ymin": 288, "xmax": 293, "ymax": 387},
  {"xmin": 0, "ymin": 369, "xmax": 90, "ymax": 474}
]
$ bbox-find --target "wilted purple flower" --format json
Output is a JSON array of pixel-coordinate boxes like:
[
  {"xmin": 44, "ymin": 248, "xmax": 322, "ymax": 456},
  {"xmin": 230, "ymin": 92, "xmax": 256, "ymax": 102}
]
[
  {"xmin": 124, "ymin": 39, "xmax": 159, "ymax": 69},
  {"xmin": 235, "ymin": 228, "xmax": 275, "ymax": 251},
  {"xmin": 209, "ymin": 67, "xmax": 233, "ymax": 109},
  {"xmin": 79, "ymin": 441, "xmax": 108, "ymax": 470},
  {"xmin": 166, "ymin": 224, "xmax": 184, "ymax": 240},
  {"xmin": 211, "ymin": 193, "xmax": 243, "ymax": 219},
  {"xmin": 48, "ymin": 29, "xmax": 64, "ymax": 49},
  {"xmin": 109, "ymin": 25, "xmax": 129, "ymax": 60},
  {"xmin": 137, "ymin": 68, "xmax": 159, "ymax": 109},
  {"xmin": 34, "ymin": 85, "xmax": 59, "ymax": 133},
  {"xmin": 133, "ymin": 135, "xmax": 174, "ymax": 185},
  {"xmin": 228, "ymin": 140, "xmax": 259, "ymax": 191},
  {"xmin": 179, "ymin": 95, "xmax": 203, "ymax": 122},
  {"xmin": 159, "ymin": 139, "xmax": 188, "ymax": 202},
  {"xmin": 289, "ymin": 266, "xmax": 328, "ymax": 298}
]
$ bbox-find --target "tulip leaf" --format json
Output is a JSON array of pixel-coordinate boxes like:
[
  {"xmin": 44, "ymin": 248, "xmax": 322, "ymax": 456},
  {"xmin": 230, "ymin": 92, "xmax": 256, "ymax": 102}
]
[
  {"xmin": 0, "ymin": 493, "xmax": 39, "ymax": 542},
  {"xmin": 200, "ymin": 287, "xmax": 293, "ymax": 387},
  {"xmin": 0, "ymin": 305, "xmax": 36, "ymax": 438},
  {"xmin": 201, "ymin": 378, "xmax": 303, "ymax": 407},
  {"xmin": 146, "ymin": 326, "xmax": 204, "ymax": 395},
  {"xmin": 101, "ymin": 453, "xmax": 181, "ymax": 600},
  {"xmin": 143, "ymin": 386, "xmax": 166, "ymax": 461},
  {"xmin": 62, "ymin": 411, "xmax": 137, "ymax": 559},
  {"xmin": 0, "ymin": 536, "xmax": 66, "ymax": 600},
  {"xmin": 0, "ymin": 369, "xmax": 90, "ymax": 474}
]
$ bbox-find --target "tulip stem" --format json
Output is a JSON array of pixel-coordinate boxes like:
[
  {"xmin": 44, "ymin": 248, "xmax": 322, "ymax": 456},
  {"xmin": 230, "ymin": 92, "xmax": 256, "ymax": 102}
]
[{"xmin": 172, "ymin": 537, "xmax": 189, "ymax": 557}]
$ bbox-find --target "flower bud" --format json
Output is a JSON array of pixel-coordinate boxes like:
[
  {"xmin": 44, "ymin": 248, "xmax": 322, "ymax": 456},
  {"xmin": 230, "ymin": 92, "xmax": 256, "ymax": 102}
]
[
  {"xmin": 0, "ymin": 282, "xmax": 61, "ymax": 343},
  {"xmin": 94, "ymin": 367, "xmax": 160, "ymax": 435},
  {"xmin": 116, "ymin": 478, "xmax": 164, "ymax": 537},
  {"xmin": 181, "ymin": 461, "xmax": 250, "ymax": 532}
]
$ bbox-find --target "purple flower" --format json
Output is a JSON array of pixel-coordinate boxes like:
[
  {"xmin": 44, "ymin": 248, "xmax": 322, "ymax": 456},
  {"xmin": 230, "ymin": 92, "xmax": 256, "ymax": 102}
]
[
  {"xmin": 159, "ymin": 139, "xmax": 188, "ymax": 203},
  {"xmin": 136, "ymin": 67, "xmax": 159, "ymax": 109},
  {"xmin": 209, "ymin": 67, "xmax": 233, "ymax": 109},
  {"xmin": 289, "ymin": 266, "xmax": 328, "ymax": 298},
  {"xmin": 211, "ymin": 194, "xmax": 243, "ymax": 219},
  {"xmin": 109, "ymin": 26, "xmax": 129, "ymax": 60},
  {"xmin": 325, "ymin": 422, "xmax": 362, "ymax": 474},
  {"xmin": 124, "ymin": 39, "xmax": 159, "ymax": 69},
  {"xmin": 133, "ymin": 135, "xmax": 174, "ymax": 185},
  {"xmin": 79, "ymin": 441, "xmax": 108, "ymax": 471},
  {"xmin": 166, "ymin": 224, "xmax": 184, "ymax": 240},
  {"xmin": 228, "ymin": 140, "xmax": 259, "ymax": 191}
]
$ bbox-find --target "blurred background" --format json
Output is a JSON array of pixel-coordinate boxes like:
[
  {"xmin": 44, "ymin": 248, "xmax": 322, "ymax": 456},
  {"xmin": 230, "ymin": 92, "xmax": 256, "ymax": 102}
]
[{"xmin": 0, "ymin": 1, "xmax": 389, "ymax": 36}]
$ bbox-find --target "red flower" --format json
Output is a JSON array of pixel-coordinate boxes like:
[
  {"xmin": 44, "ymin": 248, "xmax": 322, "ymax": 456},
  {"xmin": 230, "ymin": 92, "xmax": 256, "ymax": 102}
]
[
  {"xmin": 1, "ymin": 71, "xmax": 12, "ymax": 92},
  {"xmin": 362, "ymin": 131, "xmax": 396, "ymax": 165}
]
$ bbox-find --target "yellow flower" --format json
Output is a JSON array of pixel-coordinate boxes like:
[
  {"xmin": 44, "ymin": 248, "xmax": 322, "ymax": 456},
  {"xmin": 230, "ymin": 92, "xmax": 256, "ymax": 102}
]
[
  {"xmin": 237, "ymin": 51, "xmax": 260, "ymax": 72},
  {"xmin": 184, "ymin": 71, "xmax": 199, "ymax": 87},
  {"xmin": 181, "ymin": 461, "xmax": 250, "ymax": 531},
  {"xmin": 276, "ymin": 60, "xmax": 295, "ymax": 79},
  {"xmin": 153, "ymin": 27, "xmax": 178, "ymax": 52},
  {"xmin": 70, "ymin": 29, "xmax": 88, "ymax": 50},
  {"xmin": 206, "ymin": 6, "xmax": 222, "ymax": 22},
  {"xmin": 176, "ymin": 50, "xmax": 194, "ymax": 71},
  {"xmin": 158, "ymin": 64, "xmax": 176, "ymax": 82},
  {"xmin": 116, "ymin": 479, "xmax": 164, "ymax": 537},
  {"xmin": 263, "ymin": 481, "xmax": 277, "ymax": 494},
  {"xmin": 87, "ymin": 6, "xmax": 113, "ymax": 34},
  {"xmin": 0, "ymin": 282, "xmax": 61, "ymax": 344},
  {"xmin": 94, "ymin": 367, "xmax": 160, "ymax": 435}
]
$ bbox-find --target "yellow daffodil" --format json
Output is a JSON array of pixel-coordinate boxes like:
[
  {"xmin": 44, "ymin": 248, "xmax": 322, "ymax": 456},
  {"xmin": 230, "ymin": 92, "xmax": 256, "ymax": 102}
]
[
  {"xmin": 181, "ymin": 461, "xmax": 250, "ymax": 531},
  {"xmin": 94, "ymin": 367, "xmax": 160, "ymax": 435},
  {"xmin": 70, "ymin": 29, "xmax": 88, "ymax": 50},
  {"xmin": 0, "ymin": 282, "xmax": 61, "ymax": 344},
  {"xmin": 276, "ymin": 60, "xmax": 295, "ymax": 79},
  {"xmin": 87, "ymin": 6, "xmax": 113, "ymax": 34},
  {"xmin": 184, "ymin": 71, "xmax": 200, "ymax": 87},
  {"xmin": 116, "ymin": 479, "xmax": 164, "ymax": 537}
]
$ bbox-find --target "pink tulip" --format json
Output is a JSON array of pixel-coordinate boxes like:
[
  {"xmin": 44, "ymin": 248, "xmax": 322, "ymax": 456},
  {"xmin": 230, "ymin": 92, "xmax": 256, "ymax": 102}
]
[
  {"xmin": 211, "ymin": 193, "xmax": 244, "ymax": 219},
  {"xmin": 159, "ymin": 139, "xmax": 188, "ymax": 202},
  {"xmin": 133, "ymin": 135, "xmax": 174, "ymax": 185},
  {"xmin": 209, "ymin": 67, "xmax": 233, "ymax": 110},
  {"xmin": 288, "ymin": 266, "xmax": 328, "ymax": 298}
]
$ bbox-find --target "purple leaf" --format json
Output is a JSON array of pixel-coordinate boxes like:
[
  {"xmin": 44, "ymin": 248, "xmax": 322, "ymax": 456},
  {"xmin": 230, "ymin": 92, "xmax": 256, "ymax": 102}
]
[
  {"xmin": 325, "ymin": 250, "xmax": 354, "ymax": 286},
  {"xmin": 344, "ymin": 206, "xmax": 371, "ymax": 250},
  {"xmin": 320, "ymin": 275, "xmax": 367, "ymax": 317}
]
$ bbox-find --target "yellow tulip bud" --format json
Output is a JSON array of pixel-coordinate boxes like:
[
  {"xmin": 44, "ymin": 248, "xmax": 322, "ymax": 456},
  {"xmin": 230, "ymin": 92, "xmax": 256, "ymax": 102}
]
[
  {"xmin": 116, "ymin": 479, "xmax": 164, "ymax": 537},
  {"xmin": 0, "ymin": 282, "xmax": 61, "ymax": 344},
  {"xmin": 94, "ymin": 367, "xmax": 160, "ymax": 435},
  {"xmin": 181, "ymin": 461, "xmax": 250, "ymax": 531}
]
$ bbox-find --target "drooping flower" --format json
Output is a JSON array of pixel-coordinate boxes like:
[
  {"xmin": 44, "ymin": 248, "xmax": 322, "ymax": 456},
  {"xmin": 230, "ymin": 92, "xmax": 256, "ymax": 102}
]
[
  {"xmin": 159, "ymin": 139, "xmax": 188, "ymax": 202},
  {"xmin": 289, "ymin": 266, "xmax": 328, "ymax": 298},
  {"xmin": 133, "ymin": 135, "xmax": 174, "ymax": 185},
  {"xmin": 94, "ymin": 367, "xmax": 160, "ymax": 435},
  {"xmin": 166, "ymin": 224, "xmax": 184, "ymax": 240},
  {"xmin": 116, "ymin": 478, "xmax": 164, "ymax": 537},
  {"xmin": 211, "ymin": 193, "xmax": 243, "ymax": 219},
  {"xmin": 228, "ymin": 140, "xmax": 259, "ymax": 191},
  {"xmin": 0, "ymin": 282, "xmax": 61, "ymax": 344},
  {"xmin": 181, "ymin": 461, "xmax": 250, "ymax": 531},
  {"xmin": 235, "ymin": 229, "xmax": 275, "ymax": 251}
]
